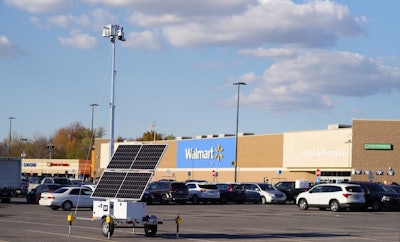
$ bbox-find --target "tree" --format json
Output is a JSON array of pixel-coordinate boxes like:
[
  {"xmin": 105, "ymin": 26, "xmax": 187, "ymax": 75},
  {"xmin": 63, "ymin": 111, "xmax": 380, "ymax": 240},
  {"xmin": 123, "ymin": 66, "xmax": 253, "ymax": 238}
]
[
  {"xmin": 52, "ymin": 122, "xmax": 93, "ymax": 159},
  {"xmin": 135, "ymin": 131, "xmax": 175, "ymax": 141}
]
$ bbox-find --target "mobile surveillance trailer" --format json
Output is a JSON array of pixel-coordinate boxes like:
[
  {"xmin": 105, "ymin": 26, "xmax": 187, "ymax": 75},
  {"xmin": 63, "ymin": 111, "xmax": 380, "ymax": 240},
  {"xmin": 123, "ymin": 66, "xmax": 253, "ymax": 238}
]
[{"xmin": 91, "ymin": 144, "xmax": 167, "ymax": 237}]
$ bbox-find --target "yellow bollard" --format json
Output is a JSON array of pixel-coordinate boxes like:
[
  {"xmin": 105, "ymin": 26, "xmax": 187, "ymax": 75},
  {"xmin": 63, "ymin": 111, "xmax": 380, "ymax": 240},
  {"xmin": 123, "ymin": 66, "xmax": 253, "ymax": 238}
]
[
  {"xmin": 175, "ymin": 215, "xmax": 182, "ymax": 238},
  {"xmin": 67, "ymin": 214, "xmax": 75, "ymax": 235}
]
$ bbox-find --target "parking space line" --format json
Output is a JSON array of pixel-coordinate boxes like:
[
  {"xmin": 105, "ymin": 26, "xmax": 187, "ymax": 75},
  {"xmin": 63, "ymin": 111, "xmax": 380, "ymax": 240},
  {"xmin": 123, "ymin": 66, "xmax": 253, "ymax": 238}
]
[{"xmin": 26, "ymin": 230, "xmax": 114, "ymax": 241}]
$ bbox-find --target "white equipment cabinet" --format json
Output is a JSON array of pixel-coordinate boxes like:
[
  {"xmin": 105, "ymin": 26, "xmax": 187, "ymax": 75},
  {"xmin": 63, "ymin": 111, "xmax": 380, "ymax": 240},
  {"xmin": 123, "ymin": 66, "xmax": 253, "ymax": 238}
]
[{"xmin": 93, "ymin": 199, "xmax": 161, "ymax": 237}]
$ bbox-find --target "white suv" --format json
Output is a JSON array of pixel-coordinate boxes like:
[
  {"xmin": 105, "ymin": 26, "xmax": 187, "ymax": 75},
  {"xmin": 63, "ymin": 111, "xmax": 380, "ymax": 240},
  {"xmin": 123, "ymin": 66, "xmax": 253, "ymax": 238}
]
[
  {"xmin": 296, "ymin": 183, "xmax": 366, "ymax": 212},
  {"xmin": 185, "ymin": 182, "xmax": 220, "ymax": 204}
]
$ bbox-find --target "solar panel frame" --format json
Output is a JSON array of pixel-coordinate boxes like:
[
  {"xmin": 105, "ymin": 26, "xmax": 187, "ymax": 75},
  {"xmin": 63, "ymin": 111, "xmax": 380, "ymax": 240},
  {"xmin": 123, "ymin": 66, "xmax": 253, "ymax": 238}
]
[{"xmin": 92, "ymin": 144, "xmax": 167, "ymax": 200}]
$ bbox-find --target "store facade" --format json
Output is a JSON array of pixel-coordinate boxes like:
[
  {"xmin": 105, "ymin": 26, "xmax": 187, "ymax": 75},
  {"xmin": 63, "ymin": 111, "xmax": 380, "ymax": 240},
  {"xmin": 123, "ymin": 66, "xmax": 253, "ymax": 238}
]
[{"xmin": 94, "ymin": 119, "xmax": 399, "ymax": 185}]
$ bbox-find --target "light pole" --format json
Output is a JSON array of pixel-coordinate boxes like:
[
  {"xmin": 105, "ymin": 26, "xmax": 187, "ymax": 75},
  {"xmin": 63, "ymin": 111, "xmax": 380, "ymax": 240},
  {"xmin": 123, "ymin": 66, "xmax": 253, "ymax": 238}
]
[
  {"xmin": 89, "ymin": 104, "xmax": 99, "ymax": 158},
  {"xmin": 233, "ymin": 82, "xmax": 246, "ymax": 182},
  {"xmin": 102, "ymin": 24, "xmax": 126, "ymax": 159},
  {"xmin": 8, "ymin": 116, "xmax": 15, "ymax": 157}
]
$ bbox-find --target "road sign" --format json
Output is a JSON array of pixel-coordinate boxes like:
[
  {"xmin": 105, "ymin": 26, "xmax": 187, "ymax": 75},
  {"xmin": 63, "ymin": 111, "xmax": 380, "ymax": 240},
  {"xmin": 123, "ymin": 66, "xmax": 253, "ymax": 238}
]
[{"xmin": 315, "ymin": 169, "xmax": 321, "ymax": 177}]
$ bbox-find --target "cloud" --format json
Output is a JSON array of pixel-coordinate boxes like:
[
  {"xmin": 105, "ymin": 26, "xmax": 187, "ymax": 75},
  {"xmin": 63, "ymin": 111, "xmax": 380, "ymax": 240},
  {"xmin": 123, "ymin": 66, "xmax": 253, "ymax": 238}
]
[
  {"xmin": 47, "ymin": 14, "xmax": 91, "ymax": 28},
  {"xmin": 58, "ymin": 32, "xmax": 98, "ymax": 49},
  {"xmin": 0, "ymin": 35, "xmax": 27, "ymax": 59},
  {"xmin": 4, "ymin": 0, "xmax": 73, "ymax": 13},
  {"xmin": 123, "ymin": 31, "xmax": 162, "ymax": 50},
  {"xmin": 234, "ymin": 48, "xmax": 400, "ymax": 111},
  {"xmin": 162, "ymin": 0, "xmax": 366, "ymax": 48}
]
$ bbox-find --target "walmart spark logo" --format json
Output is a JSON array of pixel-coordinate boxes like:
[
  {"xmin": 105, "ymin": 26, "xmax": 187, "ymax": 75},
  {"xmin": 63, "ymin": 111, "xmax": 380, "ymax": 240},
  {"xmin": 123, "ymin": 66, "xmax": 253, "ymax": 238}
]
[
  {"xmin": 214, "ymin": 144, "xmax": 224, "ymax": 162},
  {"xmin": 184, "ymin": 144, "xmax": 225, "ymax": 162}
]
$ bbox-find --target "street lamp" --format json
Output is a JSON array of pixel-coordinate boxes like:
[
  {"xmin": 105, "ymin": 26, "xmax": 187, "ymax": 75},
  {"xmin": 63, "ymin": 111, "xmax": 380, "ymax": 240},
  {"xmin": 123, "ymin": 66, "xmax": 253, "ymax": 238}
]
[
  {"xmin": 233, "ymin": 82, "xmax": 246, "ymax": 182},
  {"xmin": 8, "ymin": 116, "xmax": 16, "ymax": 157},
  {"xmin": 89, "ymin": 104, "xmax": 99, "ymax": 158},
  {"xmin": 102, "ymin": 24, "xmax": 126, "ymax": 159}
]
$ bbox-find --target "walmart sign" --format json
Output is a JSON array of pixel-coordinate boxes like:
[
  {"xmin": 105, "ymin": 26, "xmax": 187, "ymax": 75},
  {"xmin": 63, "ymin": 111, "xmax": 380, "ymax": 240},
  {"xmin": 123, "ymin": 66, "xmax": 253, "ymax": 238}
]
[{"xmin": 177, "ymin": 138, "xmax": 235, "ymax": 168}]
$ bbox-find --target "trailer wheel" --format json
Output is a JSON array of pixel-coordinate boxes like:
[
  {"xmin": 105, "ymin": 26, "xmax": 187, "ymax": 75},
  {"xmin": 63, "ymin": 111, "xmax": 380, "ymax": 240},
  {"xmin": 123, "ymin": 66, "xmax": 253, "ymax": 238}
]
[
  {"xmin": 144, "ymin": 225, "xmax": 157, "ymax": 237},
  {"xmin": 101, "ymin": 219, "xmax": 114, "ymax": 237}
]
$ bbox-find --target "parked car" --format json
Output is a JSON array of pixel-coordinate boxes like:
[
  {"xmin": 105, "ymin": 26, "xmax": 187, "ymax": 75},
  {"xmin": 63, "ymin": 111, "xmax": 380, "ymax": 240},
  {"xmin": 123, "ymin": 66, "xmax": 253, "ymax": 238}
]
[
  {"xmin": 140, "ymin": 190, "xmax": 154, "ymax": 204},
  {"xmin": 241, "ymin": 182, "xmax": 286, "ymax": 204},
  {"xmin": 27, "ymin": 176, "xmax": 43, "ymax": 193},
  {"xmin": 26, "ymin": 184, "xmax": 63, "ymax": 204},
  {"xmin": 39, "ymin": 186, "xmax": 95, "ymax": 211},
  {"xmin": 257, "ymin": 183, "xmax": 287, "ymax": 204},
  {"xmin": 41, "ymin": 177, "xmax": 73, "ymax": 186},
  {"xmin": 146, "ymin": 181, "xmax": 189, "ymax": 204},
  {"xmin": 186, "ymin": 182, "xmax": 220, "ymax": 204},
  {"xmin": 17, "ymin": 179, "xmax": 29, "ymax": 196},
  {"xmin": 216, "ymin": 183, "xmax": 261, "ymax": 204},
  {"xmin": 381, "ymin": 184, "xmax": 400, "ymax": 194},
  {"xmin": 348, "ymin": 181, "xmax": 400, "ymax": 211},
  {"xmin": 275, "ymin": 180, "xmax": 311, "ymax": 203},
  {"xmin": 296, "ymin": 183, "xmax": 366, "ymax": 212}
]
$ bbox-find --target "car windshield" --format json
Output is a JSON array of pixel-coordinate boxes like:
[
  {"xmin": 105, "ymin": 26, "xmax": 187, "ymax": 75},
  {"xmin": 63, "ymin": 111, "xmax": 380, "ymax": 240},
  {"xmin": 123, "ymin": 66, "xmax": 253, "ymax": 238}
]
[
  {"xmin": 28, "ymin": 177, "xmax": 42, "ymax": 184},
  {"xmin": 258, "ymin": 183, "xmax": 278, "ymax": 191},
  {"xmin": 53, "ymin": 188, "xmax": 69, "ymax": 193},
  {"xmin": 54, "ymin": 178, "xmax": 72, "ymax": 185},
  {"xmin": 367, "ymin": 183, "xmax": 386, "ymax": 192}
]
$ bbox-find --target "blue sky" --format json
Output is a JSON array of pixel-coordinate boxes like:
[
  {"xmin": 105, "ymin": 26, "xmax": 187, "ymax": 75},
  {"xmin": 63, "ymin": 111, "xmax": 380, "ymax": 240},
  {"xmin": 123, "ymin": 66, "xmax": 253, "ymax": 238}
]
[{"xmin": 2, "ymin": 0, "xmax": 400, "ymax": 141}]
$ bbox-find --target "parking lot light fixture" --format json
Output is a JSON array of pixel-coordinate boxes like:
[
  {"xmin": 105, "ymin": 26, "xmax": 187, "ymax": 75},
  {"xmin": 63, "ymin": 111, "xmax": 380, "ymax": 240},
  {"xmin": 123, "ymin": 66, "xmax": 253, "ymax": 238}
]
[
  {"xmin": 233, "ymin": 82, "xmax": 246, "ymax": 182},
  {"xmin": 102, "ymin": 24, "xmax": 126, "ymax": 159}
]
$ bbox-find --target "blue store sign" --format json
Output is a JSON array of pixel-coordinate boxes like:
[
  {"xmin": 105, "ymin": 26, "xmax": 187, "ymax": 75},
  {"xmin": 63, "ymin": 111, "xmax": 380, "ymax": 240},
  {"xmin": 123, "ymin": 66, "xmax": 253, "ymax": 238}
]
[{"xmin": 177, "ymin": 138, "xmax": 235, "ymax": 168}]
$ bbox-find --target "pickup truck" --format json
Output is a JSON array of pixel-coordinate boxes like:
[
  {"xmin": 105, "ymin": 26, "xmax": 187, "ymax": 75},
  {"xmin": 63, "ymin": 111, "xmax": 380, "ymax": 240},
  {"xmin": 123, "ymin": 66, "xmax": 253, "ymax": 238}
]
[{"xmin": 275, "ymin": 180, "xmax": 311, "ymax": 203}]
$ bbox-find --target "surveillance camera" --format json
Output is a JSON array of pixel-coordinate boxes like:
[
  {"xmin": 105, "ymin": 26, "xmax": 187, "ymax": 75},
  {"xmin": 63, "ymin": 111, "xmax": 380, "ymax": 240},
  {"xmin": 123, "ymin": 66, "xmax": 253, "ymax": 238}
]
[{"xmin": 117, "ymin": 27, "xmax": 126, "ymax": 41}]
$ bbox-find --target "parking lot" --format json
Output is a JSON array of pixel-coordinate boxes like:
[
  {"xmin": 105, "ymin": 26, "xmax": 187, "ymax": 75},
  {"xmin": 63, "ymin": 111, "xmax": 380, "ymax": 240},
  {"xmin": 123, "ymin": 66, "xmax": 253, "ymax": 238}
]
[{"xmin": 0, "ymin": 197, "xmax": 399, "ymax": 241}]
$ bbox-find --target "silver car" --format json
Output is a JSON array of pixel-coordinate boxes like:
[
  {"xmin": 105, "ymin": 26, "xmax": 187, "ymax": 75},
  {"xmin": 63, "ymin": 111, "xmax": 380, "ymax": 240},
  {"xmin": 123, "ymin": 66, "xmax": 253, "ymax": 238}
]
[{"xmin": 186, "ymin": 182, "xmax": 220, "ymax": 204}]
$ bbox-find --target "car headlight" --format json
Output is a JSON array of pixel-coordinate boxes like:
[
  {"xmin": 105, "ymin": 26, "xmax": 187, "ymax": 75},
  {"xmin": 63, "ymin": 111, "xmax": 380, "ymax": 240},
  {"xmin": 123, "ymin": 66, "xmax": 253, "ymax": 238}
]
[{"xmin": 382, "ymin": 196, "xmax": 392, "ymax": 202}]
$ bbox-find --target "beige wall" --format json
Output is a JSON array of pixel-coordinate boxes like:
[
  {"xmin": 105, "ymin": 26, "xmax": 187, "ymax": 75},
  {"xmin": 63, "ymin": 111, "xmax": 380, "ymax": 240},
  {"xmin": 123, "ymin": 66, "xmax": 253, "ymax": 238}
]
[{"xmin": 283, "ymin": 128, "xmax": 352, "ymax": 169}]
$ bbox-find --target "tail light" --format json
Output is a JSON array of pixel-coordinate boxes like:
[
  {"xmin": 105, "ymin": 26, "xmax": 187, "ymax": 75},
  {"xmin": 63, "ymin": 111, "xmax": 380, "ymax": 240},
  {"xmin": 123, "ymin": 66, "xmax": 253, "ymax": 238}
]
[
  {"xmin": 342, "ymin": 194, "xmax": 351, "ymax": 198},
  {"xmin": 200, "ymin": 189, "xmax": 206, "ymax": 193}
]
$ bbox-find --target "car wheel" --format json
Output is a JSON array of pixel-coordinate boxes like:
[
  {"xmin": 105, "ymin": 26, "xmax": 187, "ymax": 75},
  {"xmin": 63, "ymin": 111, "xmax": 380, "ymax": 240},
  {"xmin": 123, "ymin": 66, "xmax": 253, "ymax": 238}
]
[
  {"xmin": 298, "ymin": 198, "xmax": 308, "ymax": 210},
  {"xmin": 144, "ymin": 225, "xmax": 157, "ymax": 237},
  {"xmin": 260, "ymin": 196, "xmax": 266, "ymax": 204},
  {"xmin": 192, "ymin": 195, "xmax": 200, "ymax": 204},
  {"xmin": 50, "ymin": 206, "xmax": 59, "ymax": 210},
  {"xmin": 220, "ymin": 197, "xmax": 227, "ymax": 204},
  {"xmin": 62, "ymin": 201, "xmax": 73, "ymax": 211},
  {"xmin": 160, "ymin": 194, "xmax": 169, "ymax": 205},
  {"xmin": 371, "ymin": 201, "xmax": 381, "ymax": 211},
  {"xmin": 330, "ymin": 200, "xmax": 341, "ymax": 212},
  {"xmin": 101, "ymin": 219, "xmax": 114, "ymax": 237}
]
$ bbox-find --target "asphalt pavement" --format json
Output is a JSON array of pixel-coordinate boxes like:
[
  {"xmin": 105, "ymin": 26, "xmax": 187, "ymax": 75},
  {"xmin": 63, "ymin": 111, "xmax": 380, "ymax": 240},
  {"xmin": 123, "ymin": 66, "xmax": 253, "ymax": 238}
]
[{"xmin": 0, "ymin": 197, "xmax": 399, "ymax": 242}]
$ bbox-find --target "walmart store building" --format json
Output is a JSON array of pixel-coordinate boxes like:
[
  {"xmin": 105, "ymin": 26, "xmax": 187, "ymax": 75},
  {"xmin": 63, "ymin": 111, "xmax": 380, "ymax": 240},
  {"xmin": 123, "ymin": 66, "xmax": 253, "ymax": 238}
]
[{"xmin": 96, "ymin": 119, "xmax": 399, "ymax": 184}]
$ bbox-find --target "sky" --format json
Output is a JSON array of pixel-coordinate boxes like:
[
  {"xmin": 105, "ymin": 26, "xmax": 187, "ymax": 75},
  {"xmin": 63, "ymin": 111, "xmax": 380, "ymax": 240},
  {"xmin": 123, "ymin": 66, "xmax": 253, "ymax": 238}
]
[{"xmin": 2, "ymin": 0, "xmax": 400, "ymax": 142}]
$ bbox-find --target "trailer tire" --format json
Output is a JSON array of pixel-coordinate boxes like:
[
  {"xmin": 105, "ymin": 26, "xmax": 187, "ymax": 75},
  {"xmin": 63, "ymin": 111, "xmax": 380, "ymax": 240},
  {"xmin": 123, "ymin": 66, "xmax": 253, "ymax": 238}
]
[
  {"xmin": 101, "ymin": 219, "xmax": 114, "ymax": 237},
  {"xmin": 144, "ymin": 225, "xmax": 157, "ymax": 237}
]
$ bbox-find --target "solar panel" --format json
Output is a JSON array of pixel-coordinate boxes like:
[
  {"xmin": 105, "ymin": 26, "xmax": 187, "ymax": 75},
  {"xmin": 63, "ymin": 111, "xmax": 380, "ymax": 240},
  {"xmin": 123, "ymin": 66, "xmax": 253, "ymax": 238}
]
[{"xmin": 92, "ymin": 144, "xmax": 167, "ymax": 200}]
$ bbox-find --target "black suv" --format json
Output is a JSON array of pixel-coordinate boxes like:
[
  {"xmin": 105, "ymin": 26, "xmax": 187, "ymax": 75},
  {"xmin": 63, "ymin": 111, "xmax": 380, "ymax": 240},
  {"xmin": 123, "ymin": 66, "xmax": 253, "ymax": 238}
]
[
  {"xmin": 275, "ymin": 181, "xmax": 311, "ymax": 203},
  {"xmin": 348, "ymin": 181, "xmax": 400, "ymax": 211},
  {"xmin": 146, "ymin": 181, "xmax": 189, "ymax": 204}
]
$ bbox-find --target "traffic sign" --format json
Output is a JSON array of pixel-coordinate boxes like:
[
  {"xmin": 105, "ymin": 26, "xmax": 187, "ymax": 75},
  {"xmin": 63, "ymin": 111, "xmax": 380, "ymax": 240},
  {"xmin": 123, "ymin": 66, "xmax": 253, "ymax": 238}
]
[{"xmin": 315, "ymin": 169, "xmax": 321, "ymax": 177}]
